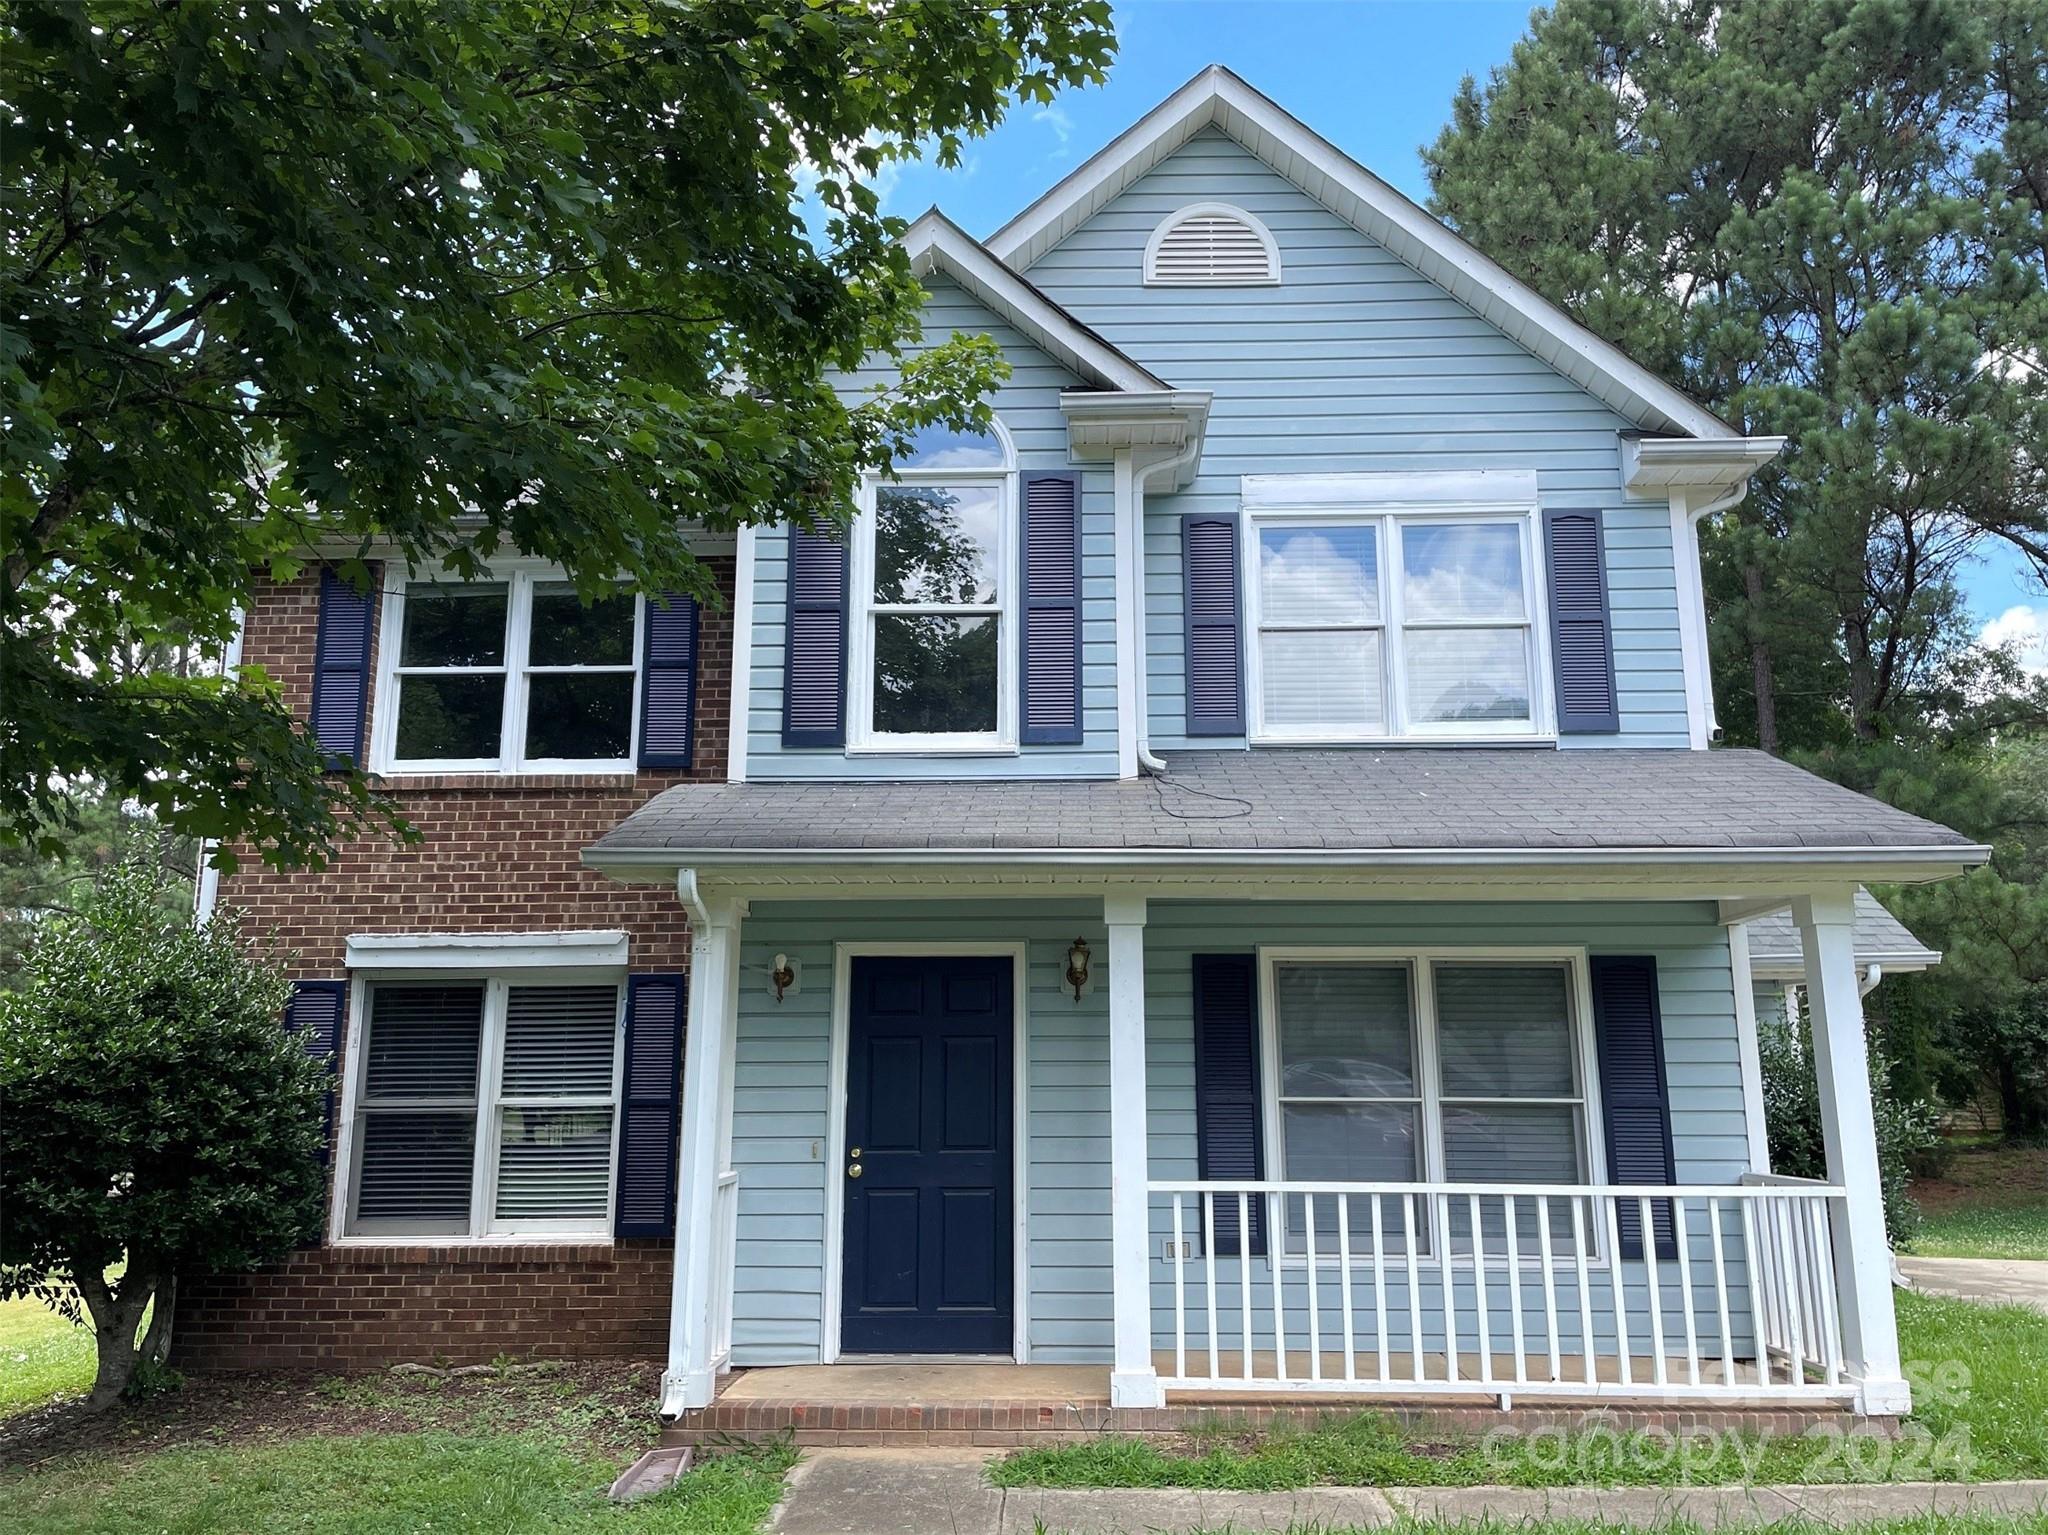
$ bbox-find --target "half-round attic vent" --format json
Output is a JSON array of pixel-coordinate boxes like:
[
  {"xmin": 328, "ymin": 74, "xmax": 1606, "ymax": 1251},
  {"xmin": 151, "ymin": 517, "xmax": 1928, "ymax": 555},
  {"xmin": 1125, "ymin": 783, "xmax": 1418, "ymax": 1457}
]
[{"xmin": 1143, "ymin": 202, "xmax": 1281, "ymax": 286}]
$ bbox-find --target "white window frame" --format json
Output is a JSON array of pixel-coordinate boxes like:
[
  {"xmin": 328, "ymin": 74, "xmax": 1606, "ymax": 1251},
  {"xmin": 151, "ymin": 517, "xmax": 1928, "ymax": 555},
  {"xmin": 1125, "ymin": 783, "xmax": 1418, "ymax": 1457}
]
[
  {"xmin": 369, "ymin": 560, "xmax": 644, "ymax": 775},
  {"xmin": 846, "ymin": 420, "xmax": 1020, "ymax": 754},
  {"xmin": 1256, "ymin": 945, "xmax": 1608, "ymax": 1267},
  {"xmin": 331, "ymin": 962, "xmax": 626, "ymax": 1244},
  {"xmin": 1240, "ymin": 474, "xmax": 1555, "ymax": 745}
]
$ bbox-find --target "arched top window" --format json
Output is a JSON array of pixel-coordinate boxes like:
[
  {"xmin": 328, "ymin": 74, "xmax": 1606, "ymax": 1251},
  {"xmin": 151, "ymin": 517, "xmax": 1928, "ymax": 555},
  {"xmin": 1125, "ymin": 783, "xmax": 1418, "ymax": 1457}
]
[
  {"xmin": 893, "ymin": 419, "xmax": 1015, "ymax": 473},
  {"xmin": 1143, "ymin": 202, "xmax": 1282, "ymax": 286}
]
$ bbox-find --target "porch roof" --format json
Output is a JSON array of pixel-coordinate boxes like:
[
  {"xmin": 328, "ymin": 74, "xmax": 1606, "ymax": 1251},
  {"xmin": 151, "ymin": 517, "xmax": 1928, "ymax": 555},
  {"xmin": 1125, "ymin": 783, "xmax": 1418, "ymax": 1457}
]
[
  {"xmin": 1745, "ymin": 888, "xmax": 1942, "ymax": 978},
  {"xmin": 586, "ymin": 749, "xmax": 1984, "ymax": 879}
]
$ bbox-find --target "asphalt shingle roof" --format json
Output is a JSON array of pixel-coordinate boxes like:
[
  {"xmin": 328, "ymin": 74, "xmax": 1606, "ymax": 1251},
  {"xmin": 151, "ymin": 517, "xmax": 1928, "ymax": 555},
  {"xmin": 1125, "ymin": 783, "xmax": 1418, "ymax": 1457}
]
[
  {"xmin": 589, "ymin": 749, "xmax": 1978, "ymax": 860},
  {"xmin": 1745, "ymin": 888, "xmax": 1941, "ymax": 968}
]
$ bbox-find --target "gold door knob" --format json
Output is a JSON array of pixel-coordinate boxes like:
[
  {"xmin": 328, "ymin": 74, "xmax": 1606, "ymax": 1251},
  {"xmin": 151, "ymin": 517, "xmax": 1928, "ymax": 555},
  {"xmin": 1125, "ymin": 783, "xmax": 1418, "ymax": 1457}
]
[{"xmin": 847, "ymin": 1164, "xmax": 863, "ymax": 1178}]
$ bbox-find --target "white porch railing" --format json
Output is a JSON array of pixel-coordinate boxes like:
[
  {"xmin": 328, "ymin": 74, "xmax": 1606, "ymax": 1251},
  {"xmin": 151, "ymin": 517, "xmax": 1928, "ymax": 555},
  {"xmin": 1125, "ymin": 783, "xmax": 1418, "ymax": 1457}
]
[
  {"xmin": 709, "ymin": 1170, "xmax": 740, "ymax": 1375},
  {"xmin": 1148, "ymin": 1179, "xmax": 1851, "ymax": 1403}
]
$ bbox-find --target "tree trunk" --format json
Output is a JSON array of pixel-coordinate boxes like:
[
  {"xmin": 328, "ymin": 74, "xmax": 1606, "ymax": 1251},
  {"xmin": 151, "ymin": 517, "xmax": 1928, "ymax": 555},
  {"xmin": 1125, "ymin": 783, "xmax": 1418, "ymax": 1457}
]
[
  {"xmin": 1742, "ymin": 561, "xmax": 1779, "ymax": 753},
  {"xmin": 2000, "ymin": 1057, "xmax": 2045, "ymax": 1141},
  {"xmin": 139, "ymin": 1274, "xmax": 177, "ymax": 1366},
  {"xmin": 76, "ymin": 1268, "xmax": 156, "ymax": 1412},
  {"xmin": 1843, "ymin": 617, "xmax": 1882, "ymax": 743}
]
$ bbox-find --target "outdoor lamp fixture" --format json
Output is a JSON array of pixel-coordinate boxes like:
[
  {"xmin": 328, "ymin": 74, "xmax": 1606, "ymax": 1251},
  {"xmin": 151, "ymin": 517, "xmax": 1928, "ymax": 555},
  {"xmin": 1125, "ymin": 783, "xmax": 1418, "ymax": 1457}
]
[
  {"xmin": 770, "ymin": 953, "xmax": 795, "ymax": 1002},
  {"xmin": 1065, "ymin": 937, "xmax": 1091, "ymax": 1001}
]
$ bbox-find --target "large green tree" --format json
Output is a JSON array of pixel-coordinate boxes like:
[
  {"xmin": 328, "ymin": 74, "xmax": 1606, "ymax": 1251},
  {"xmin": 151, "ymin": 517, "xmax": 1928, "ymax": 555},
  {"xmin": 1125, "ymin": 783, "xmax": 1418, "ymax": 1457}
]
[{"xmin": 2, "ymin": 0, "xmax": 1114, "ymax": 865}]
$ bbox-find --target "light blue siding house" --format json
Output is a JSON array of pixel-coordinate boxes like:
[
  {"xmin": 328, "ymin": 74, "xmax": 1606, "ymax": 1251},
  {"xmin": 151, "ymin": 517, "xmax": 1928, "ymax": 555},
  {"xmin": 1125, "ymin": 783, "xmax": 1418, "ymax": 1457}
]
[{"xmin": 585, "ymin": 67, "xmax": 1978, "ymax": 1425}]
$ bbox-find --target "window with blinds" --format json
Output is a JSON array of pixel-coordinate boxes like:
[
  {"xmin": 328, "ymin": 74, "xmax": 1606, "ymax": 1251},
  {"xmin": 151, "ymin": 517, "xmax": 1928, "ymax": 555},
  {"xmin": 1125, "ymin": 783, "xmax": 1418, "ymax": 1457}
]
[
  {"xmin": 1247, "ymin": 510, "xmax": 1542, "ymax": 741},
  {"xmin": 1264, "ymin": 954, "xmax": 1594, "ymax": 1258},
  {"xmin": 345, "ymin": 977, "xmax": 622, "ymax": 1239}
]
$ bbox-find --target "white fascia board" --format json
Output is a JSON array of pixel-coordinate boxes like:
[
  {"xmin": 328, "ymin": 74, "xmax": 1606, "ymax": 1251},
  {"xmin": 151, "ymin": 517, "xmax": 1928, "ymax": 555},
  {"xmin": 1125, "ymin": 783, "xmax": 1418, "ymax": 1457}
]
[
  {"xmin": 1622, "ymin": 435, "xmax": 1788, "ymax": 493},
  {"xmin": 1242, "ymin": 468, "xmax": 1538, "ymax": 509},
  {"xmin": 901, "ymin": 211, "xmax": 1168, "ymax": 395},
  {"xmin": 988, "ymin": 65, "xmax": 1736, "ymax": 442},
  {"xmin": 345, "ymin": 930, "xmax": 630, "ymax": 971}
]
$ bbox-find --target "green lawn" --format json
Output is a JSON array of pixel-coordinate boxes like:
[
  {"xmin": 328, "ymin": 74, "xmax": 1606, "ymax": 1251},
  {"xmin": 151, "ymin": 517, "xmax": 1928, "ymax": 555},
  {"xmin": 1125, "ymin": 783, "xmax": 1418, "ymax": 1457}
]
[
  {"xmin": 990, "ymin": 1290, "xmax": 2048, "ymax": 1491},
  {"xmin": 1909, "ymin": 1143, "xmax": 2048, "ymax": 1260},
  {"xmin": 0, "ymin": 1296, "xmax": 94, "ymax": 1417},
  {"xmin": 0, "ymin": 1432, "xmax": 795, "ymax": 1535}
]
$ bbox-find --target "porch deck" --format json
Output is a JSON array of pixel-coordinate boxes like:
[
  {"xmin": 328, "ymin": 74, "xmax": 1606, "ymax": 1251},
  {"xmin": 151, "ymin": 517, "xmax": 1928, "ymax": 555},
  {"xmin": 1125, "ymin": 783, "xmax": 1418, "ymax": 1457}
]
[{"xmin": 661, "ymin": 1360, "xmax": 1861, "ymax": 1448}]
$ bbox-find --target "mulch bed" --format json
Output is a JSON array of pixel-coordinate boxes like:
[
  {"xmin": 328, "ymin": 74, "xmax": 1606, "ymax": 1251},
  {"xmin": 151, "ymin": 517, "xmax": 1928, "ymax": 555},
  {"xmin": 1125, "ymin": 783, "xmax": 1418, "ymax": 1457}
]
[{"xmin": 0, "ymin": 1358, "xmax": 665, "ymax": 1475}]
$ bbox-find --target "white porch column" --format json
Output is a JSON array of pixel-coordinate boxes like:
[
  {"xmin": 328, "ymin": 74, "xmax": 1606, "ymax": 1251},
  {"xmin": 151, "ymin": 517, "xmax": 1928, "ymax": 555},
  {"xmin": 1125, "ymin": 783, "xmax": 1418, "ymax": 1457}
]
[
  {"xmin": 661, "ymin": 883, "xmax": 745, "ymax": 1417},
  {"xmin": 1794, "ymin": 888, "xmax": 1910, "ymax": 1415},
  {"xmin": 1105, "ymin": 894, "xmax": 1162, "ymax": 1407}
]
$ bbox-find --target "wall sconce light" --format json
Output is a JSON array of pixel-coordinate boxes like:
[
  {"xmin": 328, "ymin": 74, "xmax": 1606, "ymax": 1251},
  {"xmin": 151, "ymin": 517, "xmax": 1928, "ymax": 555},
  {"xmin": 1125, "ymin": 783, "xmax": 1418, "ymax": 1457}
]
[
  {"xmin": 770, "ymin": 953, "xmax": 796, "ymax": 1003},
  {"xmin": 1065, "ymin": 937, "xmax": 1091, "ymax": 1001}
]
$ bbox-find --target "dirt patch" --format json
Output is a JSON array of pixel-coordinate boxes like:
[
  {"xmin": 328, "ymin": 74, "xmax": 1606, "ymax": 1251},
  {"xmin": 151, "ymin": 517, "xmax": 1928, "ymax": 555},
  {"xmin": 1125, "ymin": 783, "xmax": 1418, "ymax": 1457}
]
[
  {"xmin": 1913, "ymin": 1143, "xmax": 2048, "ymax": 1217},
  {"xmin": 0, "ymin": 1358, "xmax": 664, "ymax": 1475}
]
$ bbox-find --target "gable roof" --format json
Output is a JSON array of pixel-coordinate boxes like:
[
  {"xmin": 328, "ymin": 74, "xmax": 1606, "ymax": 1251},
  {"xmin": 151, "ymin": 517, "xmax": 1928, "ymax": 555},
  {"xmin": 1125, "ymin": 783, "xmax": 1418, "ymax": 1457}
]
[
  {"xmin": 901, "ymin": 208, "xmax": 1169, "ymax": 394},
  {"xmin": 988, "ymin": 65, "xmax": 1737, "ymax": 442}
]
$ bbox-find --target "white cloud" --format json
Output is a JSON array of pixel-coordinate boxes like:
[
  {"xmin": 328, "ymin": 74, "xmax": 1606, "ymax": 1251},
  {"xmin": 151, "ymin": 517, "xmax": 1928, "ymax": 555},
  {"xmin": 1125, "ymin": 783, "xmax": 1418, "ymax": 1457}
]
[
  {"xmin": 1980, "ymin": 604, "xmax": 2048, "ymax": 676},
  {"xmin": 1034, "ymin": 105, "xmax": 1074, "ymax": 159}
]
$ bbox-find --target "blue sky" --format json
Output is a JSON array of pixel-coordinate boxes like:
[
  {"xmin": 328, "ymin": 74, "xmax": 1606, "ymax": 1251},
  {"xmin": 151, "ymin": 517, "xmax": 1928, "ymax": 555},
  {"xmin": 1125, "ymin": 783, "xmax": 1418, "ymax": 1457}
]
[{"xmin": 871, "ymin": 0, "xmax": 2046, "ymax": 656}]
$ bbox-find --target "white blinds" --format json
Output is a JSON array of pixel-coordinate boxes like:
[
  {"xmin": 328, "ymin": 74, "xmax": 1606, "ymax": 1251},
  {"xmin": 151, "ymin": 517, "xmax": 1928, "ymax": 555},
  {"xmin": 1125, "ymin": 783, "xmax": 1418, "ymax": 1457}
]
[
  {"xmin": 493, "ymin": 984, "xmax": 618, "ymax": 1224},
  {"xmin": 353, "ymin": 985, "xmax": 485, "ymax": 1235},
  {"xmin": 502, "ymin": 985, "xmax": 618, "ymax": 1096}
]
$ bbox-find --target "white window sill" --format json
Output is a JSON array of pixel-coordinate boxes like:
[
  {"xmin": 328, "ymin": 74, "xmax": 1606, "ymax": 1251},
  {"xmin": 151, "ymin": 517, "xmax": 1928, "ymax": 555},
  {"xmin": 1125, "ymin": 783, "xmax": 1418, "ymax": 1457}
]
[
  {"xmin": 846, "ymin": 743, "xmax": 1021, "ymax": 759},
  {"xmin": 1249, "ymin": 735, "xmax": 1559, "ymax": 750},
  {"xmin": 326, "ymin": 1235, "xmax": 614, "ymax": 1249},
  {"xmin": 373, "ymin": 762, "xmax": 638, "ymax": 777}
]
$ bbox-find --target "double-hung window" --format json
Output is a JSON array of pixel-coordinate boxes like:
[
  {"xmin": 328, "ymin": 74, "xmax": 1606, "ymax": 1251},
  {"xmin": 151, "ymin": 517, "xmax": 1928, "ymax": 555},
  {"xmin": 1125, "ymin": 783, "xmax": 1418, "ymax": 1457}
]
[
  {"xmin": 849, "ymin": 423, "xmax": 1016, "ymax": 748},
  {"xmin": 377, "ymin": 569, "xmax": 641, "ymax": 772},
  {"xmin": 343, "ymin": 978, "xmax": 622, "ymax": 1239},
  {"xmin": 1246, "ymin": 495, "xmax": 1546, "ymax": 741},
  {"xmin": 1262, "ymin": 952, "xmax": 1598, "ymax": 1258}
]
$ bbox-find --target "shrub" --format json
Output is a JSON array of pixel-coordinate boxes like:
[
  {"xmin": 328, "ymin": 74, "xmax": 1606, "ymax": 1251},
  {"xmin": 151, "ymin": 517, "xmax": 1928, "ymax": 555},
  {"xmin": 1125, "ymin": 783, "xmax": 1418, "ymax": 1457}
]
[
  {"xmin": 1759, "ymin": 986, "xmax": 1935, "ymax": 1248},
  {"xmin": 0, "ymin": 838, "xmax": 327, "ymax": 1408}
]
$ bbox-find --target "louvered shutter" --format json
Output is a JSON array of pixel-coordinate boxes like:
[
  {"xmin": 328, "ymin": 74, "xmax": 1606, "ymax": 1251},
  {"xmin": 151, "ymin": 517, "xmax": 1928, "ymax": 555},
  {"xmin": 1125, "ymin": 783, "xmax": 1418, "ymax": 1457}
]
[
  {"xmin": 311, "ymin": 568, "xmax": 374, "ymax": 768},
  {"xmin": 1193, "ymin": 953, "xmax": 1266, "ymax": 1256},
  {"xmin": 782, "ymin": 529, "xmax": 849, "ymax": 747},
  {"xmin": 1020, "ymin": 471, "xmax": 1083, "ymax": 745},
  {"xmin": 353, "ymin": 984, "xmax": 484, "ymax": 1232},
  {"xmin": 1148, "ymin": 210, "xmax": 1277, "ymax": 284},
  {"xmin": 638, "ymin": 594, "xmax": 699, "ymax": 767},
  {"xmin": 1543, "ymin": 508, "xmax": 1620, "ymax": 734},
  {"xmin": 614, "ymin": 973, "xmax": 686, "ymax": 1239},
  {"xmin": 284, "ymin": 980, "xmax": 346, "ymax": 1170},
  {"xmin": 1182, "ymin": 515, "xmax": 1245, "ymax": 736},
  {"xmin": 1589, "ymin": 956, "xmax": 1677, "ymax": 1261}
]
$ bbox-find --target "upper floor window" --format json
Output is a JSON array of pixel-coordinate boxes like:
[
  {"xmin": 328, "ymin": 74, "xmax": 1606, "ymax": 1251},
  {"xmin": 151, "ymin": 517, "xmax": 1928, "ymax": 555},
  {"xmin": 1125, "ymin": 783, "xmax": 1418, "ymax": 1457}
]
[
  {"xmin": 1245, "ymin": 504, "xmax": 1547, "ymax": 742},
  {"xmin": 848, "ymin": 421, "xmax": 1017, "ymax": 750},
  {"xmin": 374, "ymin": 568, "xmax": 640, "ymax": 773},
  {"xmin": 1144, "ymin": 202, "xmax": 1281, "ymax": 286}
]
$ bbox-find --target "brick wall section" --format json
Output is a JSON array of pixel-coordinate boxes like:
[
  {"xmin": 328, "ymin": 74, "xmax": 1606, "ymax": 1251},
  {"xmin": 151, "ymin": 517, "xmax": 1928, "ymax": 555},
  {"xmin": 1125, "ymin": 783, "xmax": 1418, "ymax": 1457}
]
[
  {"xmin": 174, "ymin": 558, "xmax": 731, "ymax": 1372},
  {"xmin": 179, "ymin": 1243, "xmax": 673, "ymax": 1371}
]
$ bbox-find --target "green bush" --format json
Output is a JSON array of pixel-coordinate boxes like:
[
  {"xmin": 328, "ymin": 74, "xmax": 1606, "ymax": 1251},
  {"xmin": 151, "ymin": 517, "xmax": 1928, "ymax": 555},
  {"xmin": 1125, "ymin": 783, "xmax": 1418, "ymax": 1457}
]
[
  {"xmin": 1759, "ymin": 987, "xmax": 1934, "ymax": 1247},
  {"xmin": 0, "ymin": 837, "xmax": 327, "ymax": 1408}
]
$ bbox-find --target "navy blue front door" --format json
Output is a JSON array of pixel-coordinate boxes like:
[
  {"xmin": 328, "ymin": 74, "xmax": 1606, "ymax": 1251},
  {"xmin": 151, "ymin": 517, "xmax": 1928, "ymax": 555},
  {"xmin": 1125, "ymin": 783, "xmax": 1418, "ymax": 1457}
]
[{"xmin": 841, "ymin": 956, "xmax": 1014, "ymax": 1354}]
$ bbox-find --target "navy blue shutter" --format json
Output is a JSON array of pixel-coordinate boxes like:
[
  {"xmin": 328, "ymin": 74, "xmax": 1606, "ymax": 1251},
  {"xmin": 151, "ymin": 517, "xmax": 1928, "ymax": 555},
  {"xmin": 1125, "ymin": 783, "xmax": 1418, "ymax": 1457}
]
[
  {"xmin": 1589, "ymin": 955, "xmax": 1677, "ymax": 1261},
  {"xmin": 615, "ymin": 973, "xmax": 686, "ymax": 1238},
  {"xmin": 1192, "ymin": 954, "xmax": 1266, "ymax": 1256},
  {"xmin": 284, "ymin": 980, "xmax": 346, "ymax": 1178},
  {"xmin": 1020, "ymin": 471, "xmax": 1083, "ymax": 745},
  {"xmin": 1182, "ymin": 515, "xmax": 1245, "ymax": 736},
  {"xmin": 1543, "ymin": 508, "xmax": 1620, "ymax": 733},
  {"xmin": 782, "ymin": 529, "xmax": 849, "ymax": 747},
  {"xmin": 638, "ymin": 595, "xmax": 699, "ymax": 768},
  {"xmin": 310, "ymin": 569, "xmax": 374, "ymax": 768}
]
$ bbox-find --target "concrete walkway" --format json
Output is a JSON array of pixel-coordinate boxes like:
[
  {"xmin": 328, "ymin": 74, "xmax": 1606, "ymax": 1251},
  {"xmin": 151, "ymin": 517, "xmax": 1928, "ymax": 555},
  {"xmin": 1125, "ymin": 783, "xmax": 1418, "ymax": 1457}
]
[
  {"xmin": 1898, "ymin": 1256, "xmax": 2048, "ymax": 1315},
  {"xmin": 770, "ymin": 1450, "xmax": 2048, "ymax": 1533}
]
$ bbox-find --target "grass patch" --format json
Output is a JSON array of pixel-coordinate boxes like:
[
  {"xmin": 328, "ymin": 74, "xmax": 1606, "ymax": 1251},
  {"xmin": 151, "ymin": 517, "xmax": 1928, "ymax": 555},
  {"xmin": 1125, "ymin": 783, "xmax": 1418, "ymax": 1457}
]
[
  {"xmin": 0, "ymin": 1431, "xmax": 796, "ymax": 1535},
  {"xmin": 0, "ymin": 1297, "xmax": 94, "ymax": 1418},
  {"xmin": 990, "ymin": 1290, "xmax": 2048, "ymax": 1491},
  {"xmin": 1909, "ymin": 1142, "xmax": 2048, "ymax": 1260},
  {"xmin": 1912, "ymin": 1203, "xmax": 2048, "ymax": 1261}
]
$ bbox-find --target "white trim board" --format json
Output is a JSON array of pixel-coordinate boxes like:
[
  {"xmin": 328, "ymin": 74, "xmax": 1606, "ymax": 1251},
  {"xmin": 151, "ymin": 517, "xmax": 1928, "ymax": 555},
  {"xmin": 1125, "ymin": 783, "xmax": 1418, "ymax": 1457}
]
[
  {"xmin": 987, "ymin": 65, "xmax": 1739, "ymax": 443},
  {"xmin": 820, "ymin": 942, "xmax": 1032, "ymax": 1366},
  {"xmin": 345, "ymin": 930, "xmax": 630, "ymax": 972}
]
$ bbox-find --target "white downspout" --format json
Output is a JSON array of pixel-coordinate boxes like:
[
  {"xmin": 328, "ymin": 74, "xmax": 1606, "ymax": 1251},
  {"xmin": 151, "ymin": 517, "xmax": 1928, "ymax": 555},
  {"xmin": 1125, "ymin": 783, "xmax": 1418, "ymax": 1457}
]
[
  {"xmin": 1669, "ymin": 477, "xmax": 1755, "ymax": 750},
  {"xmin": 1131, "ymin": 437, "xmax": 1204, "ymax": 775},
  {"xmin": 193, "ymin": 604, "xmax": 248, "ymax": 925}
]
